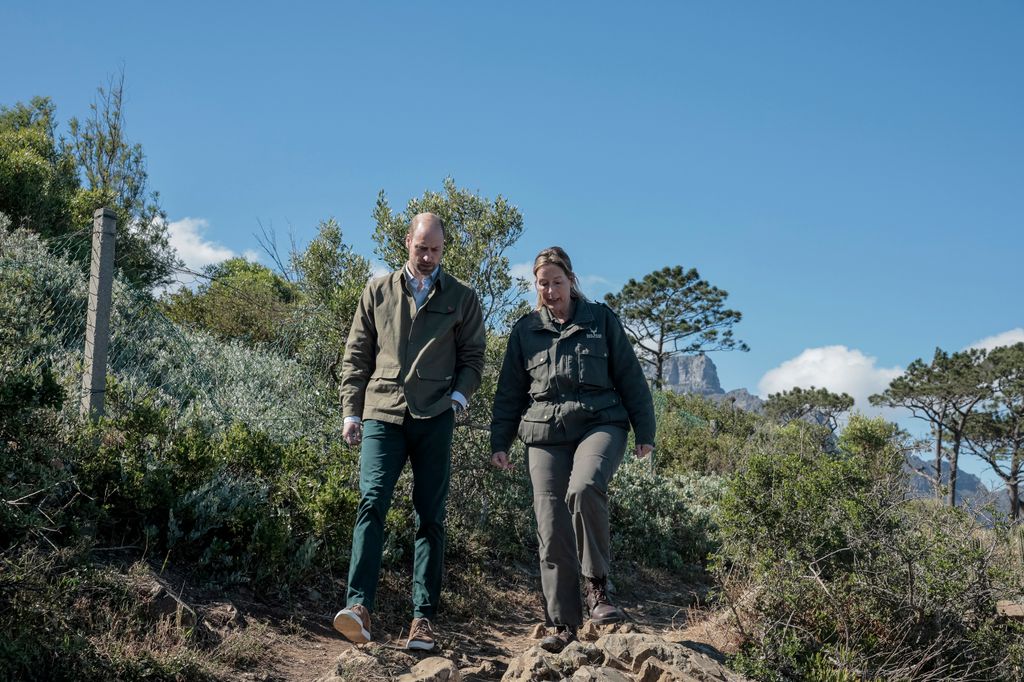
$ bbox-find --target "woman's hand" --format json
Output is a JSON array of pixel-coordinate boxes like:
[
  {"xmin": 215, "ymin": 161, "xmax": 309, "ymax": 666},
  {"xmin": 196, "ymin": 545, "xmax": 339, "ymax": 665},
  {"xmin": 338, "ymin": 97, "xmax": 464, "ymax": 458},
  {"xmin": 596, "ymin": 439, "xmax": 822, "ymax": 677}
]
[
  {"xmin": 491, "ymin": 451, "xmax": 514, "ymax": 471},
  {"xmin": 635, "ymin": 443, "xmax": 654, "ymax": 459}
]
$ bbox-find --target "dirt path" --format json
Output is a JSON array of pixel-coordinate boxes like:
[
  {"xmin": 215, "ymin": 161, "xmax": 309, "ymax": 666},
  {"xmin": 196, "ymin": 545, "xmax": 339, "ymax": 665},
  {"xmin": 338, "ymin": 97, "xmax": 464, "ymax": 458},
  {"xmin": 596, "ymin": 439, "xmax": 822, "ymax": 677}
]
[{"xmin": 227, "ymin": 570, "xmax": 731, "ymax": 681}]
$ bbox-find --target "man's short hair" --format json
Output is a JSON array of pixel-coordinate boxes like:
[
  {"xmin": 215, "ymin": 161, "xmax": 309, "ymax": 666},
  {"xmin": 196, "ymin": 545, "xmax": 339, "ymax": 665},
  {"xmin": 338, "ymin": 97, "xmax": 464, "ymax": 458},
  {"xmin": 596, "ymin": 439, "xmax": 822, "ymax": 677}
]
[{"xmin": 408, "ymin": 212, "xmax": 446, "ymax": 238}]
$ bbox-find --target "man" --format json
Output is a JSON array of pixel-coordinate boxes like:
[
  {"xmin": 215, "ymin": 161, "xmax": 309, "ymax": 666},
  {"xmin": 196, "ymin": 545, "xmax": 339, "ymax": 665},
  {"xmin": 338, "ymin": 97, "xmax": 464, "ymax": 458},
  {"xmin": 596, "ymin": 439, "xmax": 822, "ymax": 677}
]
[{"xmin": 333, "ymin": 212, "xmax": 486, "ymax": 651}]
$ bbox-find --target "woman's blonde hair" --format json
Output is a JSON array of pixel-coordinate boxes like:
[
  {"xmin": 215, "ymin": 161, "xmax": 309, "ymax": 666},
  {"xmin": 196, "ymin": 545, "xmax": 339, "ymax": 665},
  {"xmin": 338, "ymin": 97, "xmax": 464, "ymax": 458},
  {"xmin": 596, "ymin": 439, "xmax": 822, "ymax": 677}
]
[{"xmin": 533, "ymin": 246, "xmax": 584, "ymax": 310}]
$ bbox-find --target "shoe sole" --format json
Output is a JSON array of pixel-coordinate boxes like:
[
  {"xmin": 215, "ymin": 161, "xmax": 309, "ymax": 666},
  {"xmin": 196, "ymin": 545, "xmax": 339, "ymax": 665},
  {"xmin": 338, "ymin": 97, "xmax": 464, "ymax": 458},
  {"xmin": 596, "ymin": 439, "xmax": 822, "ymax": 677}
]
[
  {"xmin": 405, "ymin": 639, "xmax": 435, "ymax": 651},
  {"xmin": 589, "ymin": 614, "xmax": 625, "ymax": 625},
  {"xmin": 333, "ymin": 610, "xmax": 371, "ymax": 643}
]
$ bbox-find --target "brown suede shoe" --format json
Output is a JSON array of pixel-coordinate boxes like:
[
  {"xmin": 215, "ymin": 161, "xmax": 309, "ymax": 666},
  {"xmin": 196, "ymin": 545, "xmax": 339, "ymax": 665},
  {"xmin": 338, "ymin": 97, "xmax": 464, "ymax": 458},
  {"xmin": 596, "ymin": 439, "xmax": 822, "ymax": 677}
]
[
  {"xmin": 584, "ymin": 576, "xmax": 625, "ymax": 624},
  {"xmin": 406, "ymin": 617, "xmax": 436, "ymax": 651},
  {"xmin": 333, "ymin": 603, "xmax": 372, "ymax": 643},
  {"xmin": 540, "ymin": 625, "xmax": 577, "ymax": 653}
]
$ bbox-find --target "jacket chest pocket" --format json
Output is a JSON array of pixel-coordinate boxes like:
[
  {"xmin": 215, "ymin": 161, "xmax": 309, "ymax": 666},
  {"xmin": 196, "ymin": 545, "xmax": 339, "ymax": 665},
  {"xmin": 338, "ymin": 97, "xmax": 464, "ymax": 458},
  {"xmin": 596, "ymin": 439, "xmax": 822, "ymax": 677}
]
[
  {"xmin": 421, "ymin": 302, "xmax": 456, "ymax": 338},
  {"xmin": 576, "ymin": 341, "xmax": 611, "ymax": 388},
  {"xmin": 525, "ymin": 351, "xmax": 551, "ymax": 396}
]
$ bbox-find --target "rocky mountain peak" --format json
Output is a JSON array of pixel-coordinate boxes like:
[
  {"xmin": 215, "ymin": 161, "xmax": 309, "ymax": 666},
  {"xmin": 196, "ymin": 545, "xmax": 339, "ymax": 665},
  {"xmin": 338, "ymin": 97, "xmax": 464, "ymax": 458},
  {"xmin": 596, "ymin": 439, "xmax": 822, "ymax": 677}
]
[
  {"xmin": 661, "ymin": 353, "xmax": 722, "ymax": 395},
  {"xmin": 655, "ymin": 354, "xmax": 765, "ymax": 413}
]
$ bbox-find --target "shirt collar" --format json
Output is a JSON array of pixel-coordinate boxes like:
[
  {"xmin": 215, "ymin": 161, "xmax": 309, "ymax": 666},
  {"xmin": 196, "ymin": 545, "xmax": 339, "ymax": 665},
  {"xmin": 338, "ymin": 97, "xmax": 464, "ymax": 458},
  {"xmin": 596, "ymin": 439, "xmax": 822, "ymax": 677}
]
[{"xmin": 405, "ymin": 264, "xmax": 440, "ymax": 286}]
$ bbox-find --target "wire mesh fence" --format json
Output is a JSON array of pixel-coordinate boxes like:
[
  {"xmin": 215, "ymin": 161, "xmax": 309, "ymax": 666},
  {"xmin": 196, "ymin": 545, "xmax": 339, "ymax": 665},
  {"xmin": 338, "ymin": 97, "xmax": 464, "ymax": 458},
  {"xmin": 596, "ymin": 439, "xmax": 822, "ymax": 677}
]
[{"xmin": 1, "ymin": 217, "xmax": 345, "ymax": 442}]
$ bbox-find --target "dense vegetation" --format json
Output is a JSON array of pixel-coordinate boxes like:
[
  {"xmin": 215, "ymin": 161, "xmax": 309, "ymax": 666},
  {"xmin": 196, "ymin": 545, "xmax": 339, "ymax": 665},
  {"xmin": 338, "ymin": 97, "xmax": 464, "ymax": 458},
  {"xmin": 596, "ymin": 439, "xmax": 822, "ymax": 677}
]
[{"xmin": 3, "ymin": 87, "xmax": 1023, "ymax": 680}]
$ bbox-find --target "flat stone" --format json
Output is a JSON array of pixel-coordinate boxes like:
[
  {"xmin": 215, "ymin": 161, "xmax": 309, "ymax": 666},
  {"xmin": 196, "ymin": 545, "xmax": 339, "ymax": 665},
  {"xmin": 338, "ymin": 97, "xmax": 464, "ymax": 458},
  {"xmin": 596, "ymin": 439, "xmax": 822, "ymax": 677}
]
[
  {"xmin": 997, "ymin": 600, "xmax": 1024, "ymax": 620},
  {"xmin": 398, "ymin": 656, "xmax": 462, "ymax": 682},
  {"xmin": 501, "ymin": 645, "xmax": 564, "ymax": 681},
  {"xmin": 637, "ymin": 657, "xmax": 693, "ymax": 682},
  {"xmin": 571, "ymin": 665, "xmax": 632, "ymax": 681}
]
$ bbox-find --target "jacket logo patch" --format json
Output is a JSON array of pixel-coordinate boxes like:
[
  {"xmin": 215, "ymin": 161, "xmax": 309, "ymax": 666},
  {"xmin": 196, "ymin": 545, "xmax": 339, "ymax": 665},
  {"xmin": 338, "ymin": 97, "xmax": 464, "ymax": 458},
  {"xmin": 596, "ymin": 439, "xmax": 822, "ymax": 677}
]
[{"xmin": 586, "ymin": 326, "xmax": 602, "ymax": 339}]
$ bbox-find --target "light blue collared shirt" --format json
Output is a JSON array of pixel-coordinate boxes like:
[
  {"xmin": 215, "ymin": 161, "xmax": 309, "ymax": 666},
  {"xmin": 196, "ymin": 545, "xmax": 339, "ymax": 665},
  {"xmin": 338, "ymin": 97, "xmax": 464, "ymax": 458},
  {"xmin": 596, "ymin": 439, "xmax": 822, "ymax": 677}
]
[{"xmin": 405, "ymin": 264, "xmax": 440, "ymax": 310}]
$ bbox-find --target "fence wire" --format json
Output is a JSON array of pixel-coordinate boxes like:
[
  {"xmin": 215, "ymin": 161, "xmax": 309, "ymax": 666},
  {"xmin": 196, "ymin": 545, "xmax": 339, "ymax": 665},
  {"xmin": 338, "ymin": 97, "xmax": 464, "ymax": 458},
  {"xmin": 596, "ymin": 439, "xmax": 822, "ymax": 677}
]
[{"xmin": 1, "ymin": 221, "xmax": 344, "ymax": 442}]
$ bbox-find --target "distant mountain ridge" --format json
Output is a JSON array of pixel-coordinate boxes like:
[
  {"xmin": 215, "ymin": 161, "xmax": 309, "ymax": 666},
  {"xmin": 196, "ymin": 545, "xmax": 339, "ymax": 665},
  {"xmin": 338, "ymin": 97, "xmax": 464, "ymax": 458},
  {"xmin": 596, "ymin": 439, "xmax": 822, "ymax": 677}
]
[{"xmin": 905, "ymin": 455, "xmax": 1008, "ymax": 514}]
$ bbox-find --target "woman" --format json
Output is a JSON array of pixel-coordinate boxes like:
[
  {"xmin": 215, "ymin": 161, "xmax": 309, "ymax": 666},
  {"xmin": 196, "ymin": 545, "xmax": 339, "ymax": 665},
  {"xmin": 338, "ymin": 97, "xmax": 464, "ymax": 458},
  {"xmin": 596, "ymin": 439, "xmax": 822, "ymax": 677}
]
[{"xmin": 490, "ymin": 246, "xmax": 655, "ymax": 652}]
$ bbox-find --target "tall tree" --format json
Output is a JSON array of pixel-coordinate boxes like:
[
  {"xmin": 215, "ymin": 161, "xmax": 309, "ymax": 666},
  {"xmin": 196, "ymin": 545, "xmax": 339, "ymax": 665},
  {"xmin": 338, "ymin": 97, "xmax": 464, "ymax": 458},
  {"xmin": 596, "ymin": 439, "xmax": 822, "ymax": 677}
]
[
  {"xmin": 0, "ymin": 97, "xmax": 79, "ymax": 236},
  {"xmin": 372, "ymin": 177, "xmax": 529, "ymax": 331},
  {"xmin": 290, "ymin": 218, "xmax": 371, "ymax": 381},
  {"xmin": 764, "ymin": 385, "xmax": 854, "ymax": 434},
  {"xmin": 965, "ymin": 342, "xmax": 1024, "ymax": 520},
  {"xmin": 870, "ymin": 347, "xmax": 990, "ymax": 506},
  {"xmin": 161, "ymin": 257, "xmax": 299, "ymax": 346},
  {"xmin": 603, "ymin": 265, "xmax": 747, "ymax": 388},
  {"xmin": 67, "ymin": 73, "xmax": 178, "ymax": 289}
]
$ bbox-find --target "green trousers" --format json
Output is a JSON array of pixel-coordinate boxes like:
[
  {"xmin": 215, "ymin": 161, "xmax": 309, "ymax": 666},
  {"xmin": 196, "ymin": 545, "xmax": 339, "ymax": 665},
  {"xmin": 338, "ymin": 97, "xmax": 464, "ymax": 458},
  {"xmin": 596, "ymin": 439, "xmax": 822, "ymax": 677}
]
[
  {"xmin": 345, "ymin": 410, "xmax": 455, "ymax": 619},
  {"xmin": 527, "ymin": 425, "xmax": 627, "ymax": 627}
]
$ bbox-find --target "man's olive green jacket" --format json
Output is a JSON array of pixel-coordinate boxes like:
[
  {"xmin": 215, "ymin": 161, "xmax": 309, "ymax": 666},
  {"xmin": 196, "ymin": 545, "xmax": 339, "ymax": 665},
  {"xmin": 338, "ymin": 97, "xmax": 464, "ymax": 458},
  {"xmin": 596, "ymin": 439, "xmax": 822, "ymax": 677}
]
[
  {"xmin": 490, "ymin": 299, "xmax": 655, "ymax": 452},
  {"xmin": 341, "ymin": 269, "xmax": 486, "ymax": 424}
]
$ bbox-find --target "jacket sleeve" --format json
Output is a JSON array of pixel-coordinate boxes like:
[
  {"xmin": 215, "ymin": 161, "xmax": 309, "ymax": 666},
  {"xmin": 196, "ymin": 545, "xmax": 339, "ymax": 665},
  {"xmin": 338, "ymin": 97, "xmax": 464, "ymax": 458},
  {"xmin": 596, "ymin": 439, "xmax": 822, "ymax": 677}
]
[
  {"xmin": 452, "ymin": 288, "xmax": 486, "ymax": 402},
  {"xmin": 340, "ymin": 282, "xmax": 377, "ymax": 419},
  {"xmin": 490, "ymin": 327, "xmax": 530, "ymax": 454},
  {"xmin": 606, "ymin": 308, "xmax": 656, "ymax": 445}
]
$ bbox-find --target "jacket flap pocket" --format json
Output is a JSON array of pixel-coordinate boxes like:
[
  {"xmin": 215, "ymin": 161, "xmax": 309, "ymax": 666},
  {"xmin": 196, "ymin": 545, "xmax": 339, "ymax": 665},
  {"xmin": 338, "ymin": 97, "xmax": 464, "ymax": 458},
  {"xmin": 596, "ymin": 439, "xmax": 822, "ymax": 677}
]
[
  {"xmin": 371, "ymin": 365, "xmax": 402, "ymax": 379},
  {"xmin": 416, "ymin": 367, "xmax": 453, "ymax": 382},
  {"xmin": 578, "ymin": 344, "xmax": 608, "ymax": 359},
  {"xmin": 526, "ymin": 352, "xmax": 549, "ymax": 371},
  {"xmin": 425, "ymin": 299, "xmax": 456, "ymax": 314},
  {"xmin": 522, "ymin": 403, "xmax": 555, "ymax": 422}
]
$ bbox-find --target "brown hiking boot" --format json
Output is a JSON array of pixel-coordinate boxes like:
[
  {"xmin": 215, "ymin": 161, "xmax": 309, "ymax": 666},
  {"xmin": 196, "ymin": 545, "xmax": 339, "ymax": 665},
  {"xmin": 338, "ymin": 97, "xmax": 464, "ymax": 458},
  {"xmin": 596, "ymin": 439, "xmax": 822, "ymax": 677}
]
[
  {"xmin": 540, "ymin": 625, "xmax": 577, "ymax": 653},
  {"xmin": 333, "ymin": 603, "xmax": 372, "ymax": 643},
  {"xmin": 584, "ymin": 576, "xmax": 625, "ymax": 624},
  {"xmin": 405, "ymin": 617, "xmax": 436, "ymax": 651}
]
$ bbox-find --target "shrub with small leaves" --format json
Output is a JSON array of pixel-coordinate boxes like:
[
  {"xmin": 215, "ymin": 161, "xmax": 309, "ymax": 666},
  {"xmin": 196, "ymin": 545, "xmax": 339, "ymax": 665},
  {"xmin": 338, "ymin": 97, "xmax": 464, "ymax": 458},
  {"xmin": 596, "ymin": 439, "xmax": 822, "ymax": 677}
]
[
  {"xmin": 610, "ymin": 456, "xmax": 724, "ymax": 571},
  {"xmin": 714, "ymin": 414, "xmax": 1024, "ymax": 681}
]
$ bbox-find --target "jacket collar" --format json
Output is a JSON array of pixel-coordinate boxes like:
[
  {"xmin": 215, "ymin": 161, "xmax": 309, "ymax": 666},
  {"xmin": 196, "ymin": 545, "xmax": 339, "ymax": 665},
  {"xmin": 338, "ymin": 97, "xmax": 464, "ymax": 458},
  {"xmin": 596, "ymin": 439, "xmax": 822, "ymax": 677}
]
[
  {"xmin": 528, "ymin": 298, "xmax": 595, "ymax": 333},
  {"xmin": 395, "ymin": 266, "xmax": 448, "ymax": 292}
]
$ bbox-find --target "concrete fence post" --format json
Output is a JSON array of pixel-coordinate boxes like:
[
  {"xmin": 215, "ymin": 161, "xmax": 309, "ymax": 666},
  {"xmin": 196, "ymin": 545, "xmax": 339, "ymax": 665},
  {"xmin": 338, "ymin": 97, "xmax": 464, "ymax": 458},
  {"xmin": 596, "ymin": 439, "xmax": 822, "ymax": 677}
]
[{"xmin": 80, "ymin": 208, "xmax": 117, "ymax": 421}]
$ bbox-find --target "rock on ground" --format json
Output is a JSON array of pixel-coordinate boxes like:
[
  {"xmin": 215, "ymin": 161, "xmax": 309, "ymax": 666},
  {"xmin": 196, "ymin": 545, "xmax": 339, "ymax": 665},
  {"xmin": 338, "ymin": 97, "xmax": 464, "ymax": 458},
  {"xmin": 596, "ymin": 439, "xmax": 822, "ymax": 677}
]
[
  {"xmin": 398, "ymin": 656, "xmax": 463, "ymax": 682},
  {"xmin": 501, "ymin": 632, "xmax": 752, "ymax": 682}
]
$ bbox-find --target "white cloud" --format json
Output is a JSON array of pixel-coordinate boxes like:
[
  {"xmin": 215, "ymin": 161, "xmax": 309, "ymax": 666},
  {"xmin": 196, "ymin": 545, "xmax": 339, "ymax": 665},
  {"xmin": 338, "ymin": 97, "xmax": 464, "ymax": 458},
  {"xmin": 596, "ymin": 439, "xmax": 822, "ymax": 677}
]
[
  {"xmin": 510, "ymin": 261, "xmax": 533, "ymax": 280},
  {"xmin": 579, "ymin": 273, "xmax": 610, "ymax": 287},
  {"xmin": 160, "ymin": 217, "xmax": 257, "ymax": 293},
  {"xmin": 966, "ymin": 328, "xmax": 1024, "ymax": 352},
  {"xmin": 370, "ymin": 262, "xmax": 391, "ymax": 279},
  {"xmin": 758, "ymin": 345, "xmax": 903, "ymax": 413},
  {"xmin": 167, "ymin": 217, "xmax": 236, "ymax": 273}
]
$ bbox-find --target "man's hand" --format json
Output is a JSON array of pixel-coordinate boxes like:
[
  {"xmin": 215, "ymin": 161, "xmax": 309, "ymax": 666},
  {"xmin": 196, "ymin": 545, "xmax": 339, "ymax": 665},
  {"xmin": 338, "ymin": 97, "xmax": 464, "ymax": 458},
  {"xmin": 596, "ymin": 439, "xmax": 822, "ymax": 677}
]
[
  {"xmin": 490, "ymin": 451, "xmax": 513, "ymax": 471},
  {"xmin": 635, "ymin": 443, "xmax": 654, "ymax": 458},
  {"xmin": 343, "ymin": 420, "xmax": 363, "ymax": 446}
]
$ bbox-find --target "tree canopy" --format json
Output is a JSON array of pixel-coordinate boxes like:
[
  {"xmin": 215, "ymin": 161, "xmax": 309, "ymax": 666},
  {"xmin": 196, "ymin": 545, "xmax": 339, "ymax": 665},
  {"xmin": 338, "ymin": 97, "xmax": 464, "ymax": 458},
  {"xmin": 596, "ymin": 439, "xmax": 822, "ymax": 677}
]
[
  {"xmin": 870, "ymin": 347, "xmax": 991, "ymax": 506},
  {"xmin": 603, "ymin": 265, "xmax": 747, "ymax": 388},
  {"xmin": 0, "ymin": 97, "xmax": 79, "ymax": 238},
  {"xmin": 764, "ymin": 385, "xmax": 854, "ymax": 433},
  {"xmin": 372, "ymin": 177, "xmax": 529, "ymax": 331},
  {"xmin": 0, "ymin": 76, "xmax": 177, "ymax": 290},
  {"xmin": 162, "ymin": 257, "xmax": 299, "ymax": 346},
  {"xmin": 964, "ymin": 342, "xmax": 1024, "ymax": 518}
]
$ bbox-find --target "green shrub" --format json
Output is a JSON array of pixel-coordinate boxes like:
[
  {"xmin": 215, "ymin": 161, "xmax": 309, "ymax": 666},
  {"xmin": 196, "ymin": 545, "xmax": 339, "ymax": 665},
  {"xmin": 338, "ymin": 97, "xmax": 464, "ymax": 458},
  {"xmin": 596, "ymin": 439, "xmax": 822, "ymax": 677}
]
[
  {"xmin": 653, "ymin": 391, "xmax": 763, "ymax": 476},
  {"xmin": 167, "ymin": 470, "xmax": 317, "ymax": 588},
  {"xmin": 714, "ymin": 414, "xmax": 1024, "ymax": 681},
  {"xmin": 610, "ymin": 457, "xmax": 723, "ymax": 571},
  {"xmin": 0, "ymin": 548, "xmax": 214, "ymax": 682}
]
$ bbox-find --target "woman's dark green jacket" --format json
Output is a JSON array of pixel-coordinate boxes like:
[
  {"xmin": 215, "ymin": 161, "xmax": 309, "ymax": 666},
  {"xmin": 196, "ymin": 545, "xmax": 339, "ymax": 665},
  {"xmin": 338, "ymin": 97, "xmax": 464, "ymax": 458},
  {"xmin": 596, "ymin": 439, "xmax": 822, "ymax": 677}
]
[{"xmin": 490, "ymin": 299, "xmax": 656, "ymax": 453}]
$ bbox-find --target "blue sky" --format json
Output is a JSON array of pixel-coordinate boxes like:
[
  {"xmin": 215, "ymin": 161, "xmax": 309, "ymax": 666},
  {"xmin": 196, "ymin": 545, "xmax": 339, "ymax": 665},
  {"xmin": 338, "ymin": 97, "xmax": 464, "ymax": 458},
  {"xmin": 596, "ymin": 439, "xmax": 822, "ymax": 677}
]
[{"xmin": 5, "ymin": 2, "xmax": 1023, "ymax": 480}]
